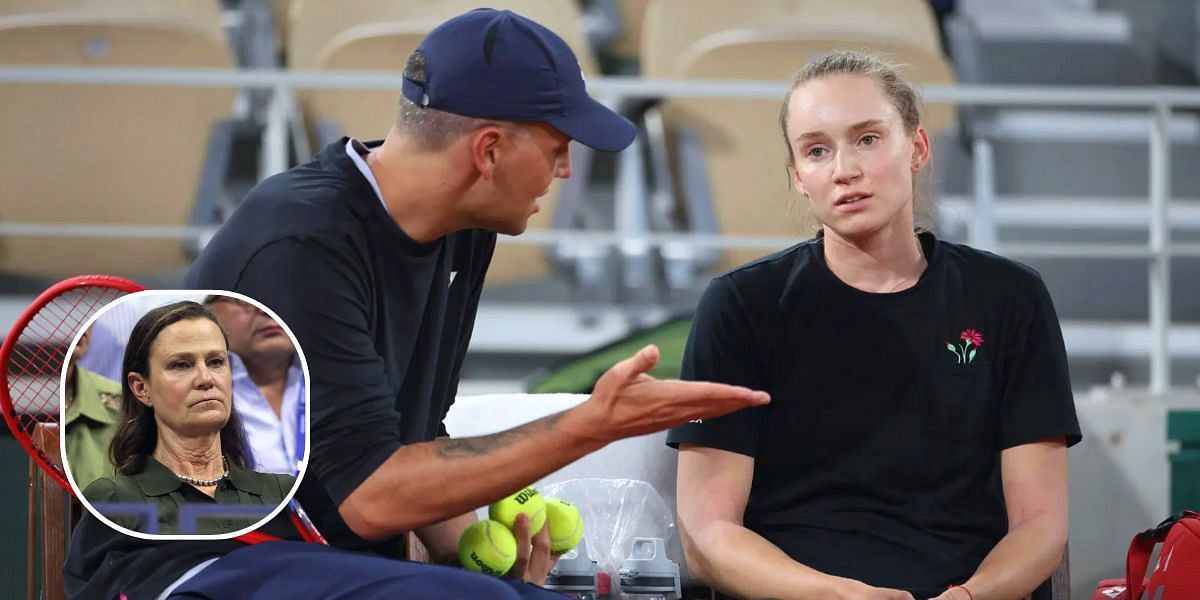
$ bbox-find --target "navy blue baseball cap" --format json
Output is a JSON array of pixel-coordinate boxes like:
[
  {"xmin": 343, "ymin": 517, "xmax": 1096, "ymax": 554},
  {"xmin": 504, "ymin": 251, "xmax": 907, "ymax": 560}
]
[{"xmin": 401, "ymin": 8, "xmax": 636, "ymax": 152}]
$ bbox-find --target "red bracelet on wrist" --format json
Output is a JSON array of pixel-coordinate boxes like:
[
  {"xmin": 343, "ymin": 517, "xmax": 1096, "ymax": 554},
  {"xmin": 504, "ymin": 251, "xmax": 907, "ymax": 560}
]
[{"xmin": 947, "ymin": 584, "xmax": 975, "ymax": 600}]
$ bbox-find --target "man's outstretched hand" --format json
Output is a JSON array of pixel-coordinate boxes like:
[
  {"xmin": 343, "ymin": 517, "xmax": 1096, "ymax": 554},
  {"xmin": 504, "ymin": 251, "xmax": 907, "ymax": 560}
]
[{"xmin": 568, "ymin": 344, "xmax": 770, "ymax": 444}]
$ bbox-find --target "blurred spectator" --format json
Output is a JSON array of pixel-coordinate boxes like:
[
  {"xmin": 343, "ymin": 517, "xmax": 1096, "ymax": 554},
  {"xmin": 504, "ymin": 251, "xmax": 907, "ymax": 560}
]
[
  {"xmin": 78, "ymin": 299, "xmax": 147, "ymax": 382},
  {"xmin": 205, "ymin": 295, "xmax": 305, "ymax": 474},
  {"xmin": 64, "ymin": 327, "xmax": 124, "ymax": 490}
]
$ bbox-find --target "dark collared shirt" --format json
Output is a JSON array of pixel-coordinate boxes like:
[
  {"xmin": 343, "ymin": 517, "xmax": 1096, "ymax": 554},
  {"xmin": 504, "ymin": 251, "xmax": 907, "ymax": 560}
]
[{"xmin": 83, "ymin": 456, "xmax": 295, "ymax": 535}]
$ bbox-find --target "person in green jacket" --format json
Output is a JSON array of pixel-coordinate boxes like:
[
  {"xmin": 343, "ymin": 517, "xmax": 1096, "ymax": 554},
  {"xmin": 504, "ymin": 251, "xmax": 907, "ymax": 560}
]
[
  {"xmin": 83, "ymin": 300, "xmax": 294, "ymax": 535},
  {"xmin": 64, "ymin": 327, "xmax": 124, "ymax": 490}
]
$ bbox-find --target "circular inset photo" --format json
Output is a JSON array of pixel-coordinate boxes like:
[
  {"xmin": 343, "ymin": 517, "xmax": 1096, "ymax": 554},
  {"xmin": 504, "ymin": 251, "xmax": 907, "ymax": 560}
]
[{"xmin": 61, "ymin": 290, "xmax": 309, "ymax": 539}]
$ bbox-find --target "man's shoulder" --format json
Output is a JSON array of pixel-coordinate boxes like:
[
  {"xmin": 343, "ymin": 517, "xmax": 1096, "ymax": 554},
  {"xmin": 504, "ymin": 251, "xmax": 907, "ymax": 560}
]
[
  {"xmin": 186, "ymin": 166, "xmax": 372, "ymax": 288},
  {"xmin": 77, "ymin": 368, "xmax": 122, "ymax": 396},
  {"xmin": 72, "ymin": 368, "xmax": 124, "ymax": 417},
  {"xmin": 237, "ymin": 161, "xmax": 366, "ymax": 236},
  {"xmin": 250, "ymin": 156, "xmax": 354, "ymax": 203}
]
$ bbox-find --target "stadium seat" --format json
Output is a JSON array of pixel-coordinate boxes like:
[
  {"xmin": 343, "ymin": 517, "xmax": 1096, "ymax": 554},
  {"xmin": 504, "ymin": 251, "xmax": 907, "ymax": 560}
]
[
  {"xmin": 941, "ymin": 1, "xmax": 1200, "ymax": 326},
  {"xmin": 639, "ymin": 0, "xmax": 957, "ymax": 284},
  {"xmin": 948, "ymin": 1, "xmax": 1150, "ymax": 86},
  {"xmin": 1046, "ymin": 546, "xmax": 1070, "ymax": 600},
  {"xmin": 405, "ymin": 531, "xmax": 431, "ymax": 563},
  {"xmin": 288, "ymin": 0, "xmax": 600, "ymax": 286},
  {"xmin": 605, "ymin": 0, "xmax": 651, "ymax": 68},
  {"xmin": 0, "ymin": 0, "xmax": 236, "ymax": 279},
  {"xmin": 271, "ymin": 0, "xmax": 292, "ymax": 59}
]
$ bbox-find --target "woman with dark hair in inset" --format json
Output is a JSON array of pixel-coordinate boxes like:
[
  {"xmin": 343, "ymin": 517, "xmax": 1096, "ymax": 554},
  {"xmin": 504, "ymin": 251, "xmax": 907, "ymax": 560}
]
[{"xmin": 83, "ymin": 300, "xmax": 294, "ymax": 535}]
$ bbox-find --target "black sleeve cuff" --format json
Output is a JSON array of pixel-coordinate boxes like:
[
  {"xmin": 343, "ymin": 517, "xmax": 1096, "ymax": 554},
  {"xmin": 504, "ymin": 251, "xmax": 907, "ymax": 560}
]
[
  {"xmin": 666, "ymin": 427, "xmax": 759, "ymax": 458},
  {"xmin": 320, "ymin": 439, "xmax": 403, "ymax": 507},
  {"xmin": 999, "ymin": 426, "xmax": 1082, "ymax": 451}
]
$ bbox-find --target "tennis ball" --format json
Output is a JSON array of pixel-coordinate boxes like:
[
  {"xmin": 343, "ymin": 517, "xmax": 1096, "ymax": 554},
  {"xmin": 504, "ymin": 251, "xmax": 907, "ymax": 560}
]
[
  {"xmin": 458, "ymin": 519, "xmax": 517, "ymax": 576},
  {"xmin": 489, "ymin": 486, "xmax": 546, "ymax": 534},
  {"xmin": 545, "ymin": 497, "xmax": 584, "ymax": 554}
]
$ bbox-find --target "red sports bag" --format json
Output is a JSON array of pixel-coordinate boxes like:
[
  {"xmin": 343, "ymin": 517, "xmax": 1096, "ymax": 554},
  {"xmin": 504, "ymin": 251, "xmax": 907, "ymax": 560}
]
[{"xmin": 1092, "ymin": 511, "xmax": 1200, "ymax": 600}]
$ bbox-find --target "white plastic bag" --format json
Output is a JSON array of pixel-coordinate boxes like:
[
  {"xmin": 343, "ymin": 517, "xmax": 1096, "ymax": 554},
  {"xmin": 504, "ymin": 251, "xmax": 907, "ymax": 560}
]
[{"xmin": 543, "ymin": 478, "xmax": 676, "ymax": 595}]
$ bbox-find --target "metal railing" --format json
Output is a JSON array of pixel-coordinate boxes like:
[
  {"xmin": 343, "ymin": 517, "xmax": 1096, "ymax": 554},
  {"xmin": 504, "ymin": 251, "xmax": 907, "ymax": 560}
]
[{"xmin": 1, "ymin": 65, "xmax": 1198, "ymax": 393}]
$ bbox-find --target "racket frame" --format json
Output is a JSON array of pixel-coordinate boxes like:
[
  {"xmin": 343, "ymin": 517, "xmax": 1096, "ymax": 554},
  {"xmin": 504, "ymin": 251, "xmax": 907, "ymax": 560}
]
[
  {"xmin": 0, "ymin": 276, "xmax": 327, "ymax": 545},
  {"xmin": 0, "ymin": 275, "xmax": 144, "ymax": 491}
]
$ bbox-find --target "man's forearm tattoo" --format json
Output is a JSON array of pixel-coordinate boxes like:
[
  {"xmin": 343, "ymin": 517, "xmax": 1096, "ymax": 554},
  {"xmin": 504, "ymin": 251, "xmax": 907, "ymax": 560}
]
[{"xmin": 435, "ymin": 412, "xmax": 563, "ymax": 459}]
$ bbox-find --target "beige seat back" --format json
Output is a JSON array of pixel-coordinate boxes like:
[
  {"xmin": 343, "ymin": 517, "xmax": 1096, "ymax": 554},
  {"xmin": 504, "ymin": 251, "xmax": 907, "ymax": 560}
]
[
  {"xmin": 288, "ymin": 0, "xmax": 596, "ymax": 285},
  {"xmin": 0, "ymin": 0, "xmax": 234, "ymax": 278},
  {"xmin": 643, "ymin": 0, "xmax": 944, "ymax": 76},
  {"xmin": 289, "ymin": 0, "xmax": 596, "ymax": 72},
  {"xmin": 272, "ymin": 0, "xmax": 292, "ymax": 57},
  {"xmin": 608, "ymin": 0, "xmax": 651, "ymax": 62}
]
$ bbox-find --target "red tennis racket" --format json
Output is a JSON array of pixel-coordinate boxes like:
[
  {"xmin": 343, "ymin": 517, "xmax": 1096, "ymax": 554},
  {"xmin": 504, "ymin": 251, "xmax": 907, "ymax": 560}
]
[{"xmin": 0, "ymin": 275, "xmax": 325, "ymax": 545}]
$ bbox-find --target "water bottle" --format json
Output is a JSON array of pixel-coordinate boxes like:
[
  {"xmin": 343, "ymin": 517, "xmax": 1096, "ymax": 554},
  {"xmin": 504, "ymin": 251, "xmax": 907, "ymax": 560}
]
[
  {"xmin": 545, "ymin": 538, "xmax": 610, "ymax": 599},
  {"xmin": 617, "ymin": 537, "xmax": 681, "ymax": 600}
]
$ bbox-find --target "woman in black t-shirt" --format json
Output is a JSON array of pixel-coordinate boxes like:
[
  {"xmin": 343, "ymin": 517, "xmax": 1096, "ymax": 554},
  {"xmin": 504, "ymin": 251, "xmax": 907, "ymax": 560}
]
[{"xmin": 667, "ymin": 51, "xmax": 1080, "ymax": 600}]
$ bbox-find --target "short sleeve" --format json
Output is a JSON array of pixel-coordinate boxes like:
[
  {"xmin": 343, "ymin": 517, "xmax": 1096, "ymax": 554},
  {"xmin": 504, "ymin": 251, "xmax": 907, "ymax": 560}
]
[
  {"xmin": 82, "ymin": 477, "xmax": 119, "ymax": 503},
  {"xmin": 232, "ymin": 238, "xmax": 402, "ymax": 507},
  {"xmin": 82, "ymin": 478, "xmax": 141, "ymax": 531},
  {"xmin": 272, "ymin": 473, "xmax": 298, "ymax": 503},
  {"xmin": 666, "ymin": 276, "xmax": 769, "ymax": 457},
  {"xmin": 998, "ymin": 275, "xmax": 1082, "ymax": 449}
]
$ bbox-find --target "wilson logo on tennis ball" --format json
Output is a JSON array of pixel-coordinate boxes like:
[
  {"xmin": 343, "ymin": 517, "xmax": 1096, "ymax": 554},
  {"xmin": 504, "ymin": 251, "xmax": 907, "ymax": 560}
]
[
  {"xmin": 490, "ymin": 487, "xmax": 548, "ymax": 536},
  {"xmin": 468, "ymin": 552, "xmax": 504, "ymax": 576},
  {"xmin": 459, "ymin": 520, "xmax": 517, "ymax": 575}
]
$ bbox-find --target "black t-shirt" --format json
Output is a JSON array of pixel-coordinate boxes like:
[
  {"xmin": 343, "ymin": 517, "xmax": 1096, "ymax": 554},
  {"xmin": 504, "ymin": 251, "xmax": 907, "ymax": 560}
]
[
  {"xmin": 65, "ymin": 139, "xmax": 495, "ymax": 599},
  {"xmin": 666, "ymin": 231, "xmax": 1081, "ymax": 598},
  {"xmin": 186, "ymin": 138, "xmax": 494, "ymax": 551}
]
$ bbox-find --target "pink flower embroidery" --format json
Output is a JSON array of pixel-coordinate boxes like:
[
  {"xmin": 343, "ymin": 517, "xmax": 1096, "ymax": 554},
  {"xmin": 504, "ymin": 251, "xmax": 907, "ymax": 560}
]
[
  {"xmin": 947, "ymin": 328, "xmax": 984, "ymax": 364},
  {"xmin": 960, "ymin": 328, "xmax": 984, "ymax": 347}
]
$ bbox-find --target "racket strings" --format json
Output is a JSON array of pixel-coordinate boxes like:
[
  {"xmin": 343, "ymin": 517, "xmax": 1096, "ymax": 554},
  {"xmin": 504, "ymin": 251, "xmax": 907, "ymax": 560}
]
[
  {"xmin": 3, "ymin": 279, "xmax": 327, "ymax": 544},
  {"xmin": 5, "ymin": 286, "xmax": 129, "ymax": 458}
]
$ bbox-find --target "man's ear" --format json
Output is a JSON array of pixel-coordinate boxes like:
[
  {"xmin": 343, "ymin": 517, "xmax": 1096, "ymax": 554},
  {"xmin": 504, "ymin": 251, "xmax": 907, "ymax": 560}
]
[{"xmin": 470, "ymin": 126, "xmax": 505, "ymax": 181}]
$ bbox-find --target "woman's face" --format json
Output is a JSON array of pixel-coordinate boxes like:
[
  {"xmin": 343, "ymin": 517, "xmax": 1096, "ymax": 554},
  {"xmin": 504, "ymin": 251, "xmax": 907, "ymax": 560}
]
[
  {"xmin": 785, "ymin": 74, "xmax": 929, "ymax": 241},
  {"xmin": 129, "ymin": 318, "xmax": 232, "ymax": 439}
]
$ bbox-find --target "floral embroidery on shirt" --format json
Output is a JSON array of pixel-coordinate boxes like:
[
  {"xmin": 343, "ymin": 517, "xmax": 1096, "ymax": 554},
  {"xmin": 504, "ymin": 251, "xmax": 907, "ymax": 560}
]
[{"xmin": 946, "ymin": 328, "xmax": 984, "ymax": 364}]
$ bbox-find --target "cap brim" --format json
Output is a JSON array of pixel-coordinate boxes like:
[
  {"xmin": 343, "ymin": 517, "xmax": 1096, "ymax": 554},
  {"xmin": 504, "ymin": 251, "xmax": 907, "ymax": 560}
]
[{"xmin": 547, "ymin": 96, "xmax": 637, "ymax": 152}]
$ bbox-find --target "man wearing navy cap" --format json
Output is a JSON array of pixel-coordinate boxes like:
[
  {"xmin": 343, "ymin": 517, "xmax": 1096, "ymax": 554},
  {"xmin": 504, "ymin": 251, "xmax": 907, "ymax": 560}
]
[{"xmin": 65, "ymin": 9, "xmax": 769, "ymax": 599}]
